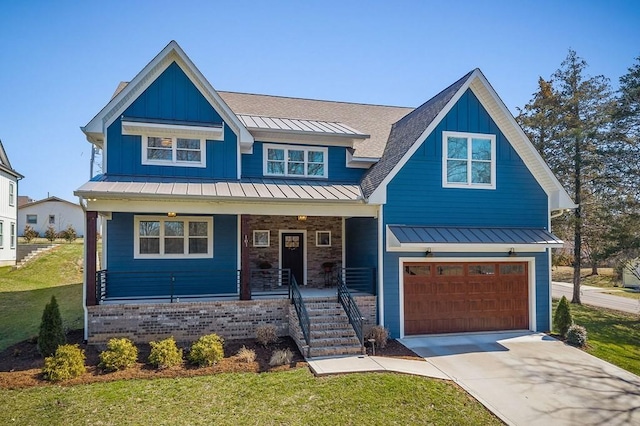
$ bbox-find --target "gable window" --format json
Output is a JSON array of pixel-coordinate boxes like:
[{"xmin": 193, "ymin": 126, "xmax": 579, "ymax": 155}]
[
  {"xmin": 9, "ymin": 182, "xmax": 14, "ymax": 206},
  {"xmin": 134, "ymin": 215, "xmax": 213, "ymax": 259},
  {"xmin": 442, "ymin": 131, "xmax": 496, "ymax": 189},
  {"xmin": 26, "ymin": 215, "xmax": 37, "ymax": 224},
  {"xmin": 264, "ymin": 144, "xmax": 327, "ymax": 178},
  {"xmin": 142, "ymin": 136, "xmax": 206, "ymax": 168}
]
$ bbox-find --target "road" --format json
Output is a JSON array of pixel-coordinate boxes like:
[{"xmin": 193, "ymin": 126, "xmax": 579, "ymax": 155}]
[{"xmin": 552, "ymin": 282, "xmax": 640, "ymax": 315}]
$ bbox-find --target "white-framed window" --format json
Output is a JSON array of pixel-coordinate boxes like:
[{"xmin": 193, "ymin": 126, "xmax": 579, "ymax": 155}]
[
  {"xmin": 0, "ymin": 221, "xmax": 3, "ymax": 248},
  {"xmin": 442, "ymin": 131, "xmax": 496, "ymax": 189},
  {"xmin": 134, "ymin": 215, "xmax": 213, "ymax": 259},
  {"xmin": 142, "ymin": 136, "xmax": 206, "ymax": 168},
  {"xmin": 253, "ymin": 230, "xmax": 270, "ymax": 247},
  {"xmin": 316, "ymin": 231, "xmax": 331, "ymax": 247},
  {"xmin": 49, "ymin": 215, "xmax": 55, "ymax": 225},
  {"xmin": 10, "ymin": 222, "xmax": 15, "ymax": 249},
  {"xmin": 26, "ymin": 214, "xmax": 37, "ymax": 224},
  {"xmin": 8, "ymin": 182, "xmax": 14, "ymax": 206},
  {"xmin": 263, "ymin": 144, "xmax": 328, "ymax": 178}
]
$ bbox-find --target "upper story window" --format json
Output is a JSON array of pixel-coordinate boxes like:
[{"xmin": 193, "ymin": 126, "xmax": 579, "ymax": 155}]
[
  {"xmin": 263, "ymin": 144, "xmax": 327, "ymax": 178},
  {"xmin": 143, "ymin": 136, "xmax": 205, "ymax": 168},
  {"xmin": 26, "ymin": 215, "xmax": 37, "ymax": 224},
  {"xmin": 9, "ymin": 182, "xmax": 14, "ymax": 206},
  {"xmin": 0, "ymin": 221, "xmax": 3, "ymax": 248},
  {"xmin": 442, "ymin": 131, "xmax": 496, "ymax": 189},
  {"xmin": 134, "ymin": 215, "xmax": 213, "ymax": 259}
]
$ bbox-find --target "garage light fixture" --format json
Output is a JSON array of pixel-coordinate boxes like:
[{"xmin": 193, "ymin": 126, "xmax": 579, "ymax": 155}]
[
  {"xmin": 508, "ymin": 248, "xmax": 517, "ymax": 257},
  {"xmin": 425, "ymin": 248, "xmax": 433, "ymax": 257}
]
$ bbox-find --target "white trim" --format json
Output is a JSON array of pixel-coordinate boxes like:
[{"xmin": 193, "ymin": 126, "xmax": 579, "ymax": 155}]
[
  {"xmin": 278, "ymin": 229, "xmax": 307, "ymax": 285},
  {"xmin": 101, "ymin": 215, "xmax": 108, "ymax": 270},
  {"xmin": 442, "ymin": 131, "xmax": 496, "ymax": 189},
  {"xmin": 367, "ymin": 69, "xmax": 575, "ymax": 210},
  {"xmin": 377, "ymin": 205, "xmax": 384, "ymax": 327},
  {"xmin": 253, "ymin": 230, "xmax": 270, "ymax": 247},
  {"xmin": 341, "ymin": 217, "xmax": 346, "ymax": 268},
  {"xmin": 397, "ymin": 256, "xmax": 536, "ymax": 338},
  {"xmin": 122, "ymin": 120, "xmax": 224, "ymax": 140},
  {"xmin": 141, "ymin": 135, "xmax": 207, "ymax": 168},
  {"xmin": 263, "ymin": 144, "xmax": 328, "ymax": 179},
  {"xmin": 315, "ymin": 230, "xmax": 331, "ymax": 247},
  {"xmin": 237, "ymin": 215, "xmax": 241, "ymax": 294},
  {"xmin": 133, "ymin": 215, "xmax": 213, "ymax": 259},
  {"xmin": 346, "ymin": 150, "xmax": 378, "ymax": 169}
]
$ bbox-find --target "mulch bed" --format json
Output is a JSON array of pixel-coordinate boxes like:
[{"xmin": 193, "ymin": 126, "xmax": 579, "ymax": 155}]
[{"xmin": 0, "ymin": 330, "xmax": 422, "ymax": 389}]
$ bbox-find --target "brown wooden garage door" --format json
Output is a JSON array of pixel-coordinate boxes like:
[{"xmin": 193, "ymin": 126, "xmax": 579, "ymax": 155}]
[{"xmin": 403, "ymin": 262, "xmax": 529, "ymax": 335}]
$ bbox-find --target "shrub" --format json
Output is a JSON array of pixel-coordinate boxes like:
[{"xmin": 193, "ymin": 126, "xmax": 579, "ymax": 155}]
[
  {"xmin": 99, "ymin": 338, "xmax": 138, "ymax": 372},
  {"xmin": 188, "ymin": 334, "xmax": 224, "ymax": 367},
  {"xmin": 566, "ymin": 325, "xmax": 588, "ymax": 347},
  {"xmin": 236, "ymin": 346, "xmax": 256, "ymax": 363},
  {"xmin": 366, "ymin": 325, "xmax": 389, "ymax": 349},
  {"xmin": 23, "ymin": 225, "xmax": 39, "ymax": 243},
  {"xmin": 42, "ymin": 344, "xmax": 86, "ymax": 381},
  {"xmin": 61, "ymin": 225, "xmax": 77, "ymax": 243},
  {"xmin": 148, "ymin": 337, "xmax": 183, "ymax": 369},
  {"xmin": 553, "ymin": 296, "xmax": 573, "ymax": 337},
  {"xmin": 255, "ymin": 325, "xmax": 278, "ymax": 346},
  {"xmin": 38, "ymin": 295, "xmax": 66, "ymax": 357},
  {"xmin": 44, "ymin": 226, "xmax": 57, "ymax": 242},
  {"xmin": 269, "ymin": 348, "xmax": 293, "ymax": 366}
]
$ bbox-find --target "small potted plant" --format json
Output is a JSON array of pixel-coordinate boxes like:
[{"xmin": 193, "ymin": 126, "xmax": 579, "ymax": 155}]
[
  {"xmin": 258, "ymin": 260, "xmax": 272, "ymax": 270},
  {"xmin": 322, "ymin": 262, "xmax": 335, "ymax": 273}
]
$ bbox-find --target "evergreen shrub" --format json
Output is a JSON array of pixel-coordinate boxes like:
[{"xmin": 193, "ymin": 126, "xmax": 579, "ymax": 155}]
[
  {"xmin": 554, "ymin": 296, "xmax": 573, "ymax": 337},
  {"xmin": 42, "ymin": 344, "xmax": 86, "ymax": 381},
  {"xmin": 99, "ymin": 338, "xmax": 138, "ymax": 372},
  {"xmin": 148, "ymin": 337, "xmax": 183, "ymax": 369},
  {"xmin": 188, "ymin": 334, "xmax": 224, "ymax": 367},
  {"xmin": 38, "ymin": 295, "xmax": 66, "ymax": 357}
]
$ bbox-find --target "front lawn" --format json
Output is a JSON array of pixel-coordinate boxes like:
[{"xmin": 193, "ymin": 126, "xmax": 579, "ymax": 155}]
[
  {"xmin": 0, "ymin": 244, "xmax": 84, "ymax": 351},
  {"xmin": 552, "ymin": 266, "xmax": 621, "ymax": 287},
  {"xmin": 553, "ymin": 299, "xmax": 640, "ymax": 376},
  {"xmin": 0, "ymin": 369, "xmax": 501, "ymax": 425}
]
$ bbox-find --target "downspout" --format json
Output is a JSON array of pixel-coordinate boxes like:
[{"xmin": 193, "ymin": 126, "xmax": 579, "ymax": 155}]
[{"xmin": 77, "ymin": 196, "xmax": 89, "ymax": 342}]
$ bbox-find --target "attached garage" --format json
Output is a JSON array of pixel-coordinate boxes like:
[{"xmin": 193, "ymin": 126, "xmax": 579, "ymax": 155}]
[{"xmin": 403, "ymin": 261, "xmax": 529, "ymax": 335}]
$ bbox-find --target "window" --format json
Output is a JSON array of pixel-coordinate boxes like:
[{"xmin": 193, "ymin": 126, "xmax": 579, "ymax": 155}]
[
  {"xmin": 264, "ymin": 144, "xmax": 327, "ymax": 178},
  {"xmin": 10, "ymin": 222, "xmax": 15, "ymax": 249},
  {"xmin": 26, "ymin": 214, "xmax": 38, "ymax": 224},
  {"xmin": 436, "ymin": 265, "xmax": 464, "ymax": 276},
  {"xmin": 49, "ymin": 215, "xmax": 55, "ymax": 225},
  {"xmin": 8, "ymin": 182, "xmax": 14, "ymax": 206},
  {"xmin": 253, "ymin": 230, "xmax": 270, "ymax": 247},
  {"xmin": 443, "ymin": 131, "xmax": 496, "ymax": 189},
  {"xmin": 134, "ymin": 216, "xmax": 213, "ymax": 259},
  {"xmin": 142, "ymin": 136, "xmax": 206, "ymax": 168},
  {"xmin": 404, "ymin": 265, "xmax": 431, "ymax": 276},
  {"xmin": 500, "ymin": 264, "xmax": 525, "ymax": 275},
  {"xmin": 0, "ymin": 221, "xmax": 3, "ymax": 248},
  {"xmin": 316, "ymin": 231, "xmax": 331, "ymax": 247}
]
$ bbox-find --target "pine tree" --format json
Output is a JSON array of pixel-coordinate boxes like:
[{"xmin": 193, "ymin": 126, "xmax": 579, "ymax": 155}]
[
  {"xmin": 38, "ymin": 295, "xmax": 66, "ymax": 357},
  {"xmin": 553, "ymin": 296, "xmax": 573, "ymax": 338}
]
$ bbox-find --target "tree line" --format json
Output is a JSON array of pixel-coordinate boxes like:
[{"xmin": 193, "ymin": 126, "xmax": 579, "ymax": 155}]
[{"xmin": 516, "ymin": 50, "xmax": 640, "ymax": 303}]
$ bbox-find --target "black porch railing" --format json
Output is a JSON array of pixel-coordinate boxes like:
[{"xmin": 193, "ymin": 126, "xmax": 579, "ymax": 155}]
[
  {"xmin": 290, "ymin": 274, "xmax": 311, "ymax": 353},
  {"xmin": 249, "ymin": 268, "xmax": 290, "ymax": 296},
  {"xmin": 340, "ymin": 267, "xmax": 377, "ymax": 294},
  {"xmin": 337, "ymin": 274, "xmax": 365, "ymax": 354}
]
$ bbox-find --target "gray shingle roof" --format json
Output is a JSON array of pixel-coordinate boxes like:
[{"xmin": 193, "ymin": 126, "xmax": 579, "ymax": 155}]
[
  {"xmin": 218, "ymin": 92, "xmax": 412, "ymax": 158},
  {"xmin": 360, "ymin": 70, "xmax": 474, "ymax": 198}
]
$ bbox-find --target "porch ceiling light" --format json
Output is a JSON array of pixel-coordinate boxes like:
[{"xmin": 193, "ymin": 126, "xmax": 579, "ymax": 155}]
[
  {"xmin": 167, "ymin": 212, "xmax": 177, "ymax": 217},
  {"xmin": 297, "ymin": 215, "xmax": 307, "ymax": 221}
]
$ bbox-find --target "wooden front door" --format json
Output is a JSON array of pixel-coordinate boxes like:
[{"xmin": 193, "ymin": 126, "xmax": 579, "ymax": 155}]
[
  {"xmin": 281, "ymin": 232, "xmax": 304, "ymax": 285},
  {"xmin": 403, "ymin": 262, "xmax": 529, "ymax": 335}
]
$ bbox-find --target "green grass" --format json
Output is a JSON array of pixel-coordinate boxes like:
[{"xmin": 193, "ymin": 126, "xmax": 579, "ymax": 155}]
[
  {"xmin": 0, "ymin": 244, "xmax": 84, "ymax": 351},
  {"xmin": 0, "ymin": 369, "xmax": 501, "ymax": 425},
  {"xmin": 553, "ymin": 299, "xmax": 640, "ymax": 375},
  {"xmin": 552, "ymin": 266, "xmax": 621, "ymax": 287}
]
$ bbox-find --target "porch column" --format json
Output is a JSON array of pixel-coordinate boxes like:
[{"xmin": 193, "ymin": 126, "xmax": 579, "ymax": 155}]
[
  {"xmin": 85, "ymin": 211, "xmax": 98, "ymax": 306},
  {"xmin": 240, "ymin": 214, "xmax": 251, "ymax": 300}
]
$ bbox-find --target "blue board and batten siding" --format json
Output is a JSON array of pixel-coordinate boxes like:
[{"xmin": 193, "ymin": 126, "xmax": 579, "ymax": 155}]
[
  {"xmin": 242, "ymin": 141, "xmax": 367, "ymax": 182},
  {"xmin": 106, "ymin": 62, "xmax": 238, "ymax": 179},
  {"xmin": 381, "ymin": 89, "xmax": 551, "ymax": 337},
  {"xmin": 105, "ymin": 213, "xmax": 238, "ymax": 298}
]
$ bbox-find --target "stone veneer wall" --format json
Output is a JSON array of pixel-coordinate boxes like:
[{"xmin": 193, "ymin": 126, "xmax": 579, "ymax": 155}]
[
  {"xmin": 87, "ymin": 299, "xmax": 290, "ymax": 344},
  {"xmin": 246, "ymin": 215, "xmax": 343, "ymax": 287}
]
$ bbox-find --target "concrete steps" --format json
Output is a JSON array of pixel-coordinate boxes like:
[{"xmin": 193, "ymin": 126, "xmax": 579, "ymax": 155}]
[
  {"xmin": 289, "ymin": 297, "xmax": 363, "ymax": 359},
  {"xmin": 13, "ymin": 244, "xmax": 57, "ymax": 270}
]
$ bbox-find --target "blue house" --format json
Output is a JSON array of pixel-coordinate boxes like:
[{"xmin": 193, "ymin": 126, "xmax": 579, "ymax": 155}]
[{"xmin": 76, "ymin": 41, "xmax": 574, "ymax": 356}]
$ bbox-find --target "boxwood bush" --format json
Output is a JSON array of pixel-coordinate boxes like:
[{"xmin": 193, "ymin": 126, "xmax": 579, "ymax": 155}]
[
  {"xmin": 188, "ymin": 334, "xmax": 225, "ymax": 367},
  {"xmin": 148, "ymin": 337, "xmax": 183, "ymax": 369},
  {"xmin": 42, "ymin": 344, "xmax": 86, "ymax": 381},
  {"xmin": 99, "ymin": 338, "xmax": 138, "ymax": 372}
]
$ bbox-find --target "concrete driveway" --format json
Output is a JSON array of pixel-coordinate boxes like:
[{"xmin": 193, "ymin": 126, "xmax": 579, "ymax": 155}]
[{"xmin": 400, "ymin": 332, "xmax": 640, "ymax": 426}]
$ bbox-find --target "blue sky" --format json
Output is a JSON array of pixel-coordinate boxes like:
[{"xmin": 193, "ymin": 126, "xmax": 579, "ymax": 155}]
[{"xmin": 1, "ymin": 0, "xmax": 638, "ymax": 202}]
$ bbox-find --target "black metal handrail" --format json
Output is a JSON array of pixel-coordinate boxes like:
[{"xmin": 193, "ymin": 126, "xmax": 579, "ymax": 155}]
[
  {"xmin": 340, "ymin": 267, "xmax": 377, "ymax": 294},
  {"xmin": 337, "ymin": 274, "xmax": 365, "ymax": 354},
  {"xmin": 290, "ymin": 273, "xmax": 311, "ymax": 352},
  {"xmin": 93, "ymin": 269, "xmax": 241, "ymax": 303}
]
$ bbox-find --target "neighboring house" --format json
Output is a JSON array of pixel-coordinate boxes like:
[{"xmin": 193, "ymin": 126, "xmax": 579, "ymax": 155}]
[
  {"xmin": 18, "ymin": 196, "xmax": 85, "ymax": 237},
  {"xmin": 17, "ymin": 196, "xmax": 34, "ymax": 207},
  {"xmin": 76, "ymin": 41, "xmax": 575, "ymax": 353},
  {"xmin": 622, "ymin": 259, "xmax": 640, "ymax": 288},
  {"xmin": 0, "ymin": 140, "xmax": 23, "ymax": 267}
]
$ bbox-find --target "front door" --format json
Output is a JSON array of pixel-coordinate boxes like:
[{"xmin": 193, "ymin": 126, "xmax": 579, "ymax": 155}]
[{"xmin": 281, "ymin": 232, "xmax": 304, "ymax": 285}]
